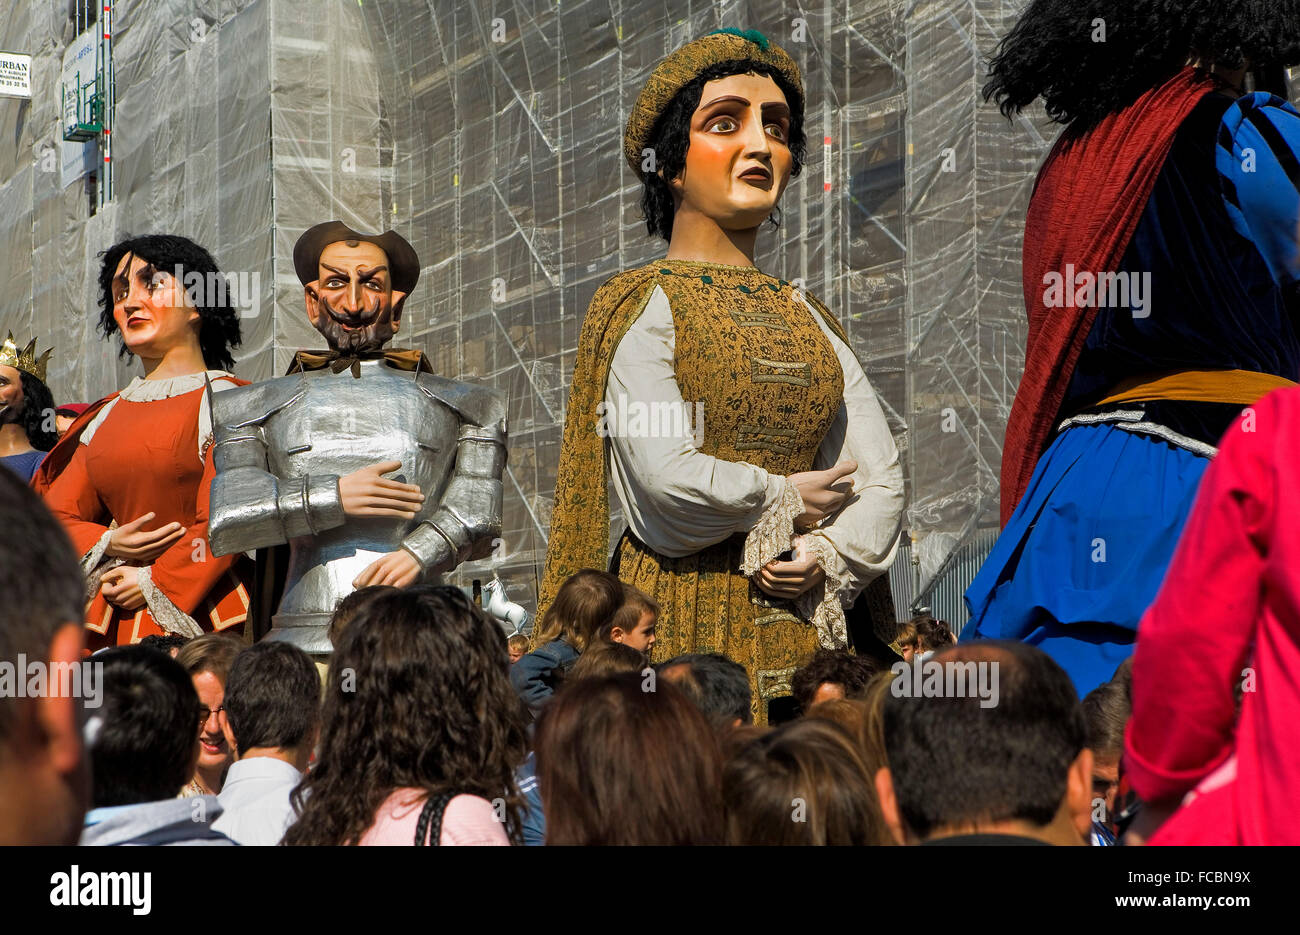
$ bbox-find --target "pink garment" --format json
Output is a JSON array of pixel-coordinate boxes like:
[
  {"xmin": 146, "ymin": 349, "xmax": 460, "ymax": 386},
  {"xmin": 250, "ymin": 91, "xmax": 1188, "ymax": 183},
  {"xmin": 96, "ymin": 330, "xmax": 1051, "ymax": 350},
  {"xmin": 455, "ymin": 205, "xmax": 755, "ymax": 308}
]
[
  {"xmin": 1125, "ymin": 387, "xmax": 1300, "ymax": 845},
  {"xmin": 358, "ymin": 790, "xmax": 509, "ymax": 846}
]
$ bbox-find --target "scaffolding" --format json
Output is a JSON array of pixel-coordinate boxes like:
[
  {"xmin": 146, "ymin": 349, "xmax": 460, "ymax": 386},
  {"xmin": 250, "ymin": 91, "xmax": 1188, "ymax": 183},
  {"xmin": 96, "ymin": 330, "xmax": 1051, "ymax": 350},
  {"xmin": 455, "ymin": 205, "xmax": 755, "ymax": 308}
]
[{"xmin": 0, "ymin": 0, "xmax": 1057, "ymax": 620}]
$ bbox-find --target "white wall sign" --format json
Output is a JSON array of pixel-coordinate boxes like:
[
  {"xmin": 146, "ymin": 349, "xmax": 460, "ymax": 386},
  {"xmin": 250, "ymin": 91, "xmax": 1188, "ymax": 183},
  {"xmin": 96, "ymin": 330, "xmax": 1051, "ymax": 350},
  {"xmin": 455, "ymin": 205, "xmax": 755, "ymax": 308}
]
[{"xmin": 0, "ymin": 52, "xmax": 32, "ymax": 99}]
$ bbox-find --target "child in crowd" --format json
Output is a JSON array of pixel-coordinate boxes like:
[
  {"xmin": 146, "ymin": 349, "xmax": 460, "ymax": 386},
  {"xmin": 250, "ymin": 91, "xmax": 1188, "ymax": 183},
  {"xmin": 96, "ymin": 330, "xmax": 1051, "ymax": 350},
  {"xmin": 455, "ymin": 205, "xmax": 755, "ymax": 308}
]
[
  {"xmin": 596, "ymin": 583, "xmax": 659, "ymax": 654},
  {"xmin": 507, "ymin": 633, "xmax": 529, "ymax": 664},
  {"xmin": 510, "ymin": 569, "xmax": 623, "ymax": 718},
  {"xmin": 896, "ymin": 614, "xmax": 957, "ymax": 662}
]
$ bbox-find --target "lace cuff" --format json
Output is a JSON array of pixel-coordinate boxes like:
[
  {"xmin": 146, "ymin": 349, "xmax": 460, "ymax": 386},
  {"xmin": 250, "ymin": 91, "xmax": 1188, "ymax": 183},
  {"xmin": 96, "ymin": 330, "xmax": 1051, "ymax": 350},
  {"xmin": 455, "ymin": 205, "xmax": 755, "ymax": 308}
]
[
  {"xmin": 797, "ymin": 535, "xmax": 849, "ymax": 650},
  {"xmin": 81, "ymin": 526, "xmax": 115, "ymax": 576},
  {"xmin": 137, "ymin": 566, "xmax": 204, "ymax": 638},
  {"xmin": 740, "ymin": 478, "xmax": 804, "ymax": 576}
]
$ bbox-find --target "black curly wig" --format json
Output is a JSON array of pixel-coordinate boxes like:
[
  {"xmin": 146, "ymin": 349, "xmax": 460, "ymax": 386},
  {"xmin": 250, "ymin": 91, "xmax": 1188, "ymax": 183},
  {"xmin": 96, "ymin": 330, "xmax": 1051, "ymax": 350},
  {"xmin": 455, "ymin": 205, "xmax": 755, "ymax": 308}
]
[
  {"xmin": 6, "ymin": 371, "xmax": 58, "ymax": 452},
  {"xmin": 985, "ymin": 0, "xmax": 1300, "ymax": 131},
  {"xmin": 640, "ymin": 60, "xmax": 807, "ymax": 241},
  {"xmin": 97, "ymin": 234, "xmax": 242, "ymax": 372}
]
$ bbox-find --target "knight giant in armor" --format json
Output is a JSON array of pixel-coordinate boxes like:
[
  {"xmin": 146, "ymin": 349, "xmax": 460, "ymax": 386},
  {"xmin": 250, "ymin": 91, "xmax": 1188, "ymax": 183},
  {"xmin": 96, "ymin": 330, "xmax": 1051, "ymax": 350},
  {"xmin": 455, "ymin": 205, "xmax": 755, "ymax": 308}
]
[{"xmin": 207, "ymin": 221, "xmax": 506, "ymax": 652}]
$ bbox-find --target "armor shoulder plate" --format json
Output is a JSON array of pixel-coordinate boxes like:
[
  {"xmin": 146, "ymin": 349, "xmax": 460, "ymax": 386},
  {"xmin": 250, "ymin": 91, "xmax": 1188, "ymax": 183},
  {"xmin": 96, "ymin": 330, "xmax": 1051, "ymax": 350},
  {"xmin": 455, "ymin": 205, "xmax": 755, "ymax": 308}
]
[
  {"xmin": 211, "ymin": 373, "xmax": 307, "ymax": 431},
  {"xmin": 413, "ymin": 373, "xmax": 507, "ymax": 428}
]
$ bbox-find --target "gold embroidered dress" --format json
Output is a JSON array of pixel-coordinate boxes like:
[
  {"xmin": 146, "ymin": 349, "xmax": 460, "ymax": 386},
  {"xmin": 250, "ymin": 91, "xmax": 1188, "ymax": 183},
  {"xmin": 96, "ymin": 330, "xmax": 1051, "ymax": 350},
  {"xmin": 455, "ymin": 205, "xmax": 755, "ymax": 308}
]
[{"xmin": 544, "ymin": 260, "xmax": 903, "ymax": 720}]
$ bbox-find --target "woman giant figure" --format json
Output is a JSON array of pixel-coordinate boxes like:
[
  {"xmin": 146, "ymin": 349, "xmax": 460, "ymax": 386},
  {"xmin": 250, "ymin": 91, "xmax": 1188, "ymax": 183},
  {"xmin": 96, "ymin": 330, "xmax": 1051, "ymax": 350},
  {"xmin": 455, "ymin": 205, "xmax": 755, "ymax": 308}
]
[
  {"xmin": 35, "ymin": 235, "xmax": 252, "ymax": 649},
  {"xmin": 543, "ymin": 30, "xmax": 904, "ymax": 722}
]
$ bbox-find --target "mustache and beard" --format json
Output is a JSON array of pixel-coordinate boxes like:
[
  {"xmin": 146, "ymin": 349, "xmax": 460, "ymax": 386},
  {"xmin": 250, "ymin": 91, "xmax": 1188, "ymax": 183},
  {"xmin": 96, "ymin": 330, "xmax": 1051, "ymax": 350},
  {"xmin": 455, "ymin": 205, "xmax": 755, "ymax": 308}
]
[{"xmin": 313, "ymin": 292, "xmax": 397, "ymax": 354}]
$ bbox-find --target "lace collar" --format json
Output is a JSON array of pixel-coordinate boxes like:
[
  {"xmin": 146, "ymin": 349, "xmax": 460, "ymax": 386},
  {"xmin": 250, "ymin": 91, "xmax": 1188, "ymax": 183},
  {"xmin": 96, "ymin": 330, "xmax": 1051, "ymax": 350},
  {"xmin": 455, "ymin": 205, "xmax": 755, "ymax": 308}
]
[{"xmin": 118, "ymin": 370, "xmax": 234, "ymax": 402}]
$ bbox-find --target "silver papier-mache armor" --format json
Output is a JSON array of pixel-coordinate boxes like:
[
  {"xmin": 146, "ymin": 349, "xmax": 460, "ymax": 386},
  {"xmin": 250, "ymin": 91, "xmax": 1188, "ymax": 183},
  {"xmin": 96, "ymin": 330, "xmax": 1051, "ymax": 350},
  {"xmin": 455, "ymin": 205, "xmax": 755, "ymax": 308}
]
[{"xmin": 207, "ymin": 359, "xmax": 506, "ymax": 653}]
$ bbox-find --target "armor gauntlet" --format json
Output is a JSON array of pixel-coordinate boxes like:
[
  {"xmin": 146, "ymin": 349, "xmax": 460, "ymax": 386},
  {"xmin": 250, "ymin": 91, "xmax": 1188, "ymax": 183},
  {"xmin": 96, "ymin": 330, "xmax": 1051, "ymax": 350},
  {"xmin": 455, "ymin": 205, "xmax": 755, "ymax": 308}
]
[
  {"xmin": 401, "ymin": 421, "xmax": 506, "ymax": 572},
  {"xmin": 208, "ymin": 423, "xmax": 347, "ymax": 556}
]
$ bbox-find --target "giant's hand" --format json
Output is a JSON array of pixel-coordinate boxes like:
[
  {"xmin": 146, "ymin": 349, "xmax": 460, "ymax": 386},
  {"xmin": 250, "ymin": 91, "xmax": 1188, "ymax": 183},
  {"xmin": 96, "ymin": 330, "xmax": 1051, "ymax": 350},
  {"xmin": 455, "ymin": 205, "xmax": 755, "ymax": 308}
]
[
  {"xmin": 106, "ymin": 512, "xmax": 187, "ymax": 562},
  {"xmin": 789, "ymin": 460, "xmax": 857, "ymax": 528},
  {"xmin": 754, "ymin": 537, "xmax": 825, "ymax": 600},
  {"xmin": 339, "ymin": 461, "xmax": 425, "ymax": 519},
  {"xmin": 353, "ymin": 549, "xmax": 422, "ymax": 589},
  {"xmin": 101, "ymin": 565, "xmax": 147, "ymax": 611}
]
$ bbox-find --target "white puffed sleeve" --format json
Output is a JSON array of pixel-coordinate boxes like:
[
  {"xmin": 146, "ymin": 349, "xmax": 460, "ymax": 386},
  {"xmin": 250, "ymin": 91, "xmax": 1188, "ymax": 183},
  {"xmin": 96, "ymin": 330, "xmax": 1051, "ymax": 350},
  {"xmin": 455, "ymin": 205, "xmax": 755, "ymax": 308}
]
[
  {"xmin": 604, "ymin": 285, "xmax": 786, "ymax": 557},
  {"xmin": 802, "ymin": 311, "xmax": 905, "ymax": 604}
]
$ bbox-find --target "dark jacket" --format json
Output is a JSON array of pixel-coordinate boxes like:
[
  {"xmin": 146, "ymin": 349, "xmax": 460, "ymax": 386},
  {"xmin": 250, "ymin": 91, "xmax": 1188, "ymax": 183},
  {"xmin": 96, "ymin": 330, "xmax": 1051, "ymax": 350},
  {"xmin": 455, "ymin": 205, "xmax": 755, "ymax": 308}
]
[{"xmin": 510, "ymin": 639, "xmax": 579, "ymax": 718}]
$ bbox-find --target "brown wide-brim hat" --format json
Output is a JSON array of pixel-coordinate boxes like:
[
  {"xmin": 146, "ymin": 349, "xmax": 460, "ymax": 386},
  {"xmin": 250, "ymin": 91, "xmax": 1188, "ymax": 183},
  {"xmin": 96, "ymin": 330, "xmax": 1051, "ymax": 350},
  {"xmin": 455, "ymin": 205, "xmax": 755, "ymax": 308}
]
[
  {"xmin": 293, "ymin": 221, "xmax": 421, "ymax": 294},
  {"xmin": 623, "ymin": 28, "xmax": 804, "ymax": 180}
]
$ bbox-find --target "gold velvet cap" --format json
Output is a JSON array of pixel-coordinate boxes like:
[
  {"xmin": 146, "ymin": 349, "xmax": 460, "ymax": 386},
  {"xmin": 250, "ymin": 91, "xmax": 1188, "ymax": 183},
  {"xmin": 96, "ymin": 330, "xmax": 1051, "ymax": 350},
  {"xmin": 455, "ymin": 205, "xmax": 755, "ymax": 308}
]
[
  {"xmin": 622, "ymin": 28, "xmax": 804, "ymax": 179},
  {"xmin": 0, "ymin": 332, "xmax": 52, "ymax": 383}
]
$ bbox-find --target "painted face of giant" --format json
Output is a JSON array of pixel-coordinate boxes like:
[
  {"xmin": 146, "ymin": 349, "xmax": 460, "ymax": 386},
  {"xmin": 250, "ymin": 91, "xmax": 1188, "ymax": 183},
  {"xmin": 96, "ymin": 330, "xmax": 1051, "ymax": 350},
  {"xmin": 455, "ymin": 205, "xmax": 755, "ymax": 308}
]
[
  {"xmin": 670, "ymin": 72, "xmax": 794, "ymax": 230},
  {"xmin": 305, "ymin": 240, "xmax": 408, "ymax": 353},
  {"xmin": 110, "ymin": 253, "xmax": 202, "ymax": 361}
]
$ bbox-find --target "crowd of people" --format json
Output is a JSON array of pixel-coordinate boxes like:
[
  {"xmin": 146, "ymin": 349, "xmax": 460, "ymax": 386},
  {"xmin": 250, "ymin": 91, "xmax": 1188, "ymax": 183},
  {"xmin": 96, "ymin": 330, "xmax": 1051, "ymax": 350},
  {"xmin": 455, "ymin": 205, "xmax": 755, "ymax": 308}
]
[
  {"xmin": 2, "ymin": 3, "xmax": 1298, "ymax": 851},
  {"xmin": 2, "ymin": 466, "xmax": 1138, "ymax": 847}
]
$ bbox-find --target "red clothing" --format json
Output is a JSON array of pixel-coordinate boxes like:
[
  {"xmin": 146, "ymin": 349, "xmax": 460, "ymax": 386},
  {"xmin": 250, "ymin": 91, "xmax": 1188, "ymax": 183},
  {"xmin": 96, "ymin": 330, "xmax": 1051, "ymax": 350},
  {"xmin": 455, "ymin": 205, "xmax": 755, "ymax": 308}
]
[
  {"xmin": 1125, "ymin": 386, "xmax": 1300, "ymax": 845},
  {"xmin": 1001, "ymin": 67, "xmax": 1216, "ymax": 525},
  {"xmin": 40, "ymin": 375, "xmax": 251, "ymax": 649}
]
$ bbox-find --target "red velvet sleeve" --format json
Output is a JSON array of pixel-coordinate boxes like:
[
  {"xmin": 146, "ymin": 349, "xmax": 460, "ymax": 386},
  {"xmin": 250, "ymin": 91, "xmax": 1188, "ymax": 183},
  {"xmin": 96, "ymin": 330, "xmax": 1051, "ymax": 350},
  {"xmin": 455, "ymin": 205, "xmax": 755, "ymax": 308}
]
[
  {"xmin": 40, "ymin": 440, "xmax": 112, "ymax": 557},
  {"xmin": 146, "ymin": 441, "xmax": 239, "ymax": 615},
  {"xmin": 1124, "ymin": 397, "xmax": 1276, "ymax": 804}
]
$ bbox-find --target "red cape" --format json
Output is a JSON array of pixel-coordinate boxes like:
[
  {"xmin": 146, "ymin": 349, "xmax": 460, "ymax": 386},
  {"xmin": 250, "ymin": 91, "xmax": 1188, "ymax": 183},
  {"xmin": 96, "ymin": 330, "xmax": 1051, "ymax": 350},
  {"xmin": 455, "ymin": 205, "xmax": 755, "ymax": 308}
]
[{"xmin": 1000, "ymin": 67, "xmax": 1218, "ymax": 526}]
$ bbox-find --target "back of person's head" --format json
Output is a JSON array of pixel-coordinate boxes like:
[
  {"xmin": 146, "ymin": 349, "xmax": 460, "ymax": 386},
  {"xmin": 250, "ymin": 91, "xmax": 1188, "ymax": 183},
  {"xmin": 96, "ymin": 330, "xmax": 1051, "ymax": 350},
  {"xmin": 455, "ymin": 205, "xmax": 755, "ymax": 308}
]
[
  {"xmin": 912, "ymin": 615, "xmax": 956, "ymax": 652},
  {"xmin": 857, "ymin": 670, "xmax": 895, "ymax": 779},
  {"xmin": 879, "ymin": 641, "xmax": 1090, "ymax": 844},
  {"xmin": 0, "ymin": 470, "xmax": 89, "ymax": 844},
  {"xmin": 535, "ymin": 673, "xmax": 724, "ymax": 845},
  {"xmin": 804, "ymin": 698, "xmax": 868, "ymax": 736},
  {"xmin": 893, "ymin": 620, "xmax": 918, "ymax": 654},
  {"xmin": 222, "ymin": 642, "xmax": 321, "ymax": 756},
  {"xmin": 1082, "ymin": 678, "xmax": 1130, "ymax": 766},
  {"xmin": 329, "ymin": 585, "xmax": 397, "ymax": 650},
  {"xmin": 791, "ymin": 649, "xmax": 876, "ymax": 713},
  {"xmin": 89, "ymin": 647, "xmax": 200, "ymax": 807},
  {"xmin": 569, "ymin": 641, "xmax": 648, "ymax": 681},
  {"xmin": 724, "ymin": 717, "xmax": 888, "ymax": 845},
  {"xmin": 175, "ymin": 632, "xmax": 242, "ymax": 684},
  {"xmin": 138, "ymin": 634, "xmax": 189, "ymax": 657},
  {"xmin": 284, "ymin": 587, "xmax": 529, "ymax": 845},
  {"xmin": 530, "ymin": 569, "xmax": 623, "ymax": 652},
  {"xmin": 658, "ymin": 652, "xmax": 753, "ymax": 726}
]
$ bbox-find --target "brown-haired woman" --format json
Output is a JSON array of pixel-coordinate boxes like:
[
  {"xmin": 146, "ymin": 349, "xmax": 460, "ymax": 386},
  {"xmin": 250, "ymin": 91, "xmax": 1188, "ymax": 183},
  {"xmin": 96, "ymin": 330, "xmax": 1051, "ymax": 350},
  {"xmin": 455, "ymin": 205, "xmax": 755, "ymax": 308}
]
[
  {"xmin": 175, "ymin": 633, "xmax": 243, "ymax": 796},
  {"xmin": 724, "ymin": 717, "xmax": 890, "ymax": 845},
  {"xmin": 282, "ymin": 587, "xmax": 529, "ymax": 845},
  {"xmin": 511, "ymin": 568, "xmax": 623, "ymax": 718},
  {"xmin": 534, "ymin": 673, "xmax": 724, "ymax": 845}
]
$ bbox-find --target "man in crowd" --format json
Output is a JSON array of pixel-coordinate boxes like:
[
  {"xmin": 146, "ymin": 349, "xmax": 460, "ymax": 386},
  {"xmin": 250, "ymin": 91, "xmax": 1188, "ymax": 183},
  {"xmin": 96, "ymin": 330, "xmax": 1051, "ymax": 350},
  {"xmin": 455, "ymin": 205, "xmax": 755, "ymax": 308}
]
[
  {"xmin": 80, "ymin": 647, "xmax": 234, "ymax": 845},
  {"xmin": 874, "ymin": 641, "xmax": 1093, "ymax": 845},
  {"xmin": 0, "ymin": 470, "xmax": 89, "ymax": 845},
  {"xmin": 213, "ymin": 641, "xmax": 321, "ymax": 845},
  {"xmin": 658, "ymin": 653, "xmax": 753, "ymax": 729}
]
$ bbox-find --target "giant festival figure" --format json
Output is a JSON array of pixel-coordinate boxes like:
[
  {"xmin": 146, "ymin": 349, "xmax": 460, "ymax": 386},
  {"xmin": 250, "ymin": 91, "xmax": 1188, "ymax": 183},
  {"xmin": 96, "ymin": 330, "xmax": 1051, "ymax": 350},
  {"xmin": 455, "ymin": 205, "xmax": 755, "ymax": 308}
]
[
  {"xmin": 542, "ymin": 30, "xmax": 905, "ymax": 723},
  {"xmin": 206, "ymin": 222, "xmax": 507, "ymax": 653}
]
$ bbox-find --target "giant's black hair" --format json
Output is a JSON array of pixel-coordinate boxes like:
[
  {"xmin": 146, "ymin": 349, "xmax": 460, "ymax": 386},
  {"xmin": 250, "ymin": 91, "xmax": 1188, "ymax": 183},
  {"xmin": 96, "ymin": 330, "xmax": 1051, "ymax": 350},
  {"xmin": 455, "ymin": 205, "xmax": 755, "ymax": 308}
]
[
  {"xmin": 96, "ymin": 234, "xmax": 242, "ymax": 372},
  {"xmin": 985, "ymin": 0, "xmax": 1300, "ymax": 131},
  {"xmin": 640, "ymin": 60, "xmax": 807, "ymax": 241}
]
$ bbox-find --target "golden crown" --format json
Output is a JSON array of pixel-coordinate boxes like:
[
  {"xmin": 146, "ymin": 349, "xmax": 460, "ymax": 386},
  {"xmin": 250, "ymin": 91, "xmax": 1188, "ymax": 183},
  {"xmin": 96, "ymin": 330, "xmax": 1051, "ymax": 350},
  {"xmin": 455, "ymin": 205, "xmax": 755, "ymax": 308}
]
[{"xmin": 0, "ymin": 332, "xmax": 53, "ymax": 383}]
